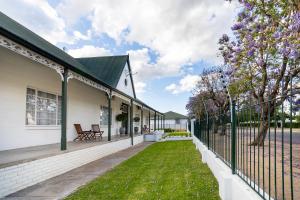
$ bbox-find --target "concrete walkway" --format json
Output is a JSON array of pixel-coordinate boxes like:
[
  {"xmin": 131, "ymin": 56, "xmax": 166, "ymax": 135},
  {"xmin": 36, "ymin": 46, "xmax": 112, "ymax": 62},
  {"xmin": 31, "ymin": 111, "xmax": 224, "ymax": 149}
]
[{"xmin": 3, "ymin": 142, "xmax": 153, "ymax": 200}]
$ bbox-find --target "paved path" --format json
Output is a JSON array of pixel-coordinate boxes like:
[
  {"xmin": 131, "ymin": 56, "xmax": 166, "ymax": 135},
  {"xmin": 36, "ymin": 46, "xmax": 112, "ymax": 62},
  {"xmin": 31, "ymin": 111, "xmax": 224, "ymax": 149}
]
[{"xmin": 3, "ymin": 142, "xmax": 153, "ymax": 200}]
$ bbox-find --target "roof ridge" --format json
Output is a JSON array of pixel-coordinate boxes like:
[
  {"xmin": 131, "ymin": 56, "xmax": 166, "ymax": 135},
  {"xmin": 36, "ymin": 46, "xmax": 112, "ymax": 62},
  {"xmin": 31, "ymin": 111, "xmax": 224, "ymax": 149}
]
[{"xmin": 76, "ymin": 55, "xmax": 128, "ymax": 59}]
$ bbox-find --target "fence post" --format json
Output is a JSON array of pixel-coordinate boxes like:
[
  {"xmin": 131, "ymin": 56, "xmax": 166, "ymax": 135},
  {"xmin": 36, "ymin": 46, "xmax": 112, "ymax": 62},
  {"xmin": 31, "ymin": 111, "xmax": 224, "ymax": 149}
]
[
  {"xmin": 199, "ymin": 119, "xmax": 201, "ymax": 141},
  {"xmin": 231, "ymin": 100, "xmax": 236, "ymax": 174},
  {"xmin": 207, "ymin": 116, "xmax": 210, "ymax": 149}
]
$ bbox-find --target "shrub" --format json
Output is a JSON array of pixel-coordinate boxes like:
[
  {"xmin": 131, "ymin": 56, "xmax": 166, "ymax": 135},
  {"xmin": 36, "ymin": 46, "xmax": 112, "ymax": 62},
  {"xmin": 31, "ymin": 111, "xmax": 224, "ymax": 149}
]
[
  {"xmin": 166, "ymin": 132, "xmax": 189, "ymax": 137},
  {"xmin": 133, "ymin": 117, "xmax": 140, "ymax": 122},
  {"xmin": 116, "ymin": 113, "xmax": 126, "ymax": 122},
  {"xmin": 164, "ymin": 128, "xmax": 175, "ymax": 133}
]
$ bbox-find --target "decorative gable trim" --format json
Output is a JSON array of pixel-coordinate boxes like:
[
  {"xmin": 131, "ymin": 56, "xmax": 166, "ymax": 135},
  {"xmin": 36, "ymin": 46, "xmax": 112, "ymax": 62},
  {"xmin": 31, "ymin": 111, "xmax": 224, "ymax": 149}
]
[
  {"xmin": 0, "ymin": 34, "xmax": 64, "ymax": 80},
  {"xmin": 112, "ymin": 91, "xmax": 131, "ymax": 103},
  {"xmin": 67, "ymin": 71, "xmax": 110, "ymax": 94}
]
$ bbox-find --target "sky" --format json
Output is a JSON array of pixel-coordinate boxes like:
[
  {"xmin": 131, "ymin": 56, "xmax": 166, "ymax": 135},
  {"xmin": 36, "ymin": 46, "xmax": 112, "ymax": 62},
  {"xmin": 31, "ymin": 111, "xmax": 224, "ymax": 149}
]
[{"xmin": 0, "ymin": 0, "xmax": 238, "ymax": 115}]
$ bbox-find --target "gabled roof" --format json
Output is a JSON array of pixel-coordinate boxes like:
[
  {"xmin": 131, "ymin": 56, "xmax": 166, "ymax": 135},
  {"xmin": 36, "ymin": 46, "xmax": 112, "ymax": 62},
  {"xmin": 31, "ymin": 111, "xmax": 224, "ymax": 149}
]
[
  {"xmin": 76, "ymin": 56, "xmax": 128, "ymax": 88},
  {"xmin": 0, "ymin": 12, "xmax": 147, "ymax": 108},
  {"xmin": 0, "ymin": 12, "xmax": 137, "ymax": 97},
  {"xmin": 164, "ymin": 111, "xmax": 188, "ymax": 120}
]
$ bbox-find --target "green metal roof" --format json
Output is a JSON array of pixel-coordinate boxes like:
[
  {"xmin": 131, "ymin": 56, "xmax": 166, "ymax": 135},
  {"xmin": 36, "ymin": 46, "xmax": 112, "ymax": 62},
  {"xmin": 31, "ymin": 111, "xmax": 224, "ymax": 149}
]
[
  {"xmin": 76, "ymin": 56, "xmax": 128, "ymax": 88},
  {"xmin": 0, "ymin": 12, "xmax": 136, "ymax": 93},
  {"xmin": 0, "ymin": 12, "xmax": 147, "ymax": 108},
  {"xmin": 164, "ymin": 111, "xmax": 188, "ymax": 120},
  {"xmin": 0, "ymin": 12, "xmax": 89, "ymax": 74}
]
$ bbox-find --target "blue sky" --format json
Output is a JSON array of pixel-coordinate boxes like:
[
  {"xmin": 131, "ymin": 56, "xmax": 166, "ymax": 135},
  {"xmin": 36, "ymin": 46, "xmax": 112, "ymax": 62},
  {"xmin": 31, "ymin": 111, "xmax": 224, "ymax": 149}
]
[{"xmin": 0, "ymin": 0, "xmax": 237, "ymax": 115}]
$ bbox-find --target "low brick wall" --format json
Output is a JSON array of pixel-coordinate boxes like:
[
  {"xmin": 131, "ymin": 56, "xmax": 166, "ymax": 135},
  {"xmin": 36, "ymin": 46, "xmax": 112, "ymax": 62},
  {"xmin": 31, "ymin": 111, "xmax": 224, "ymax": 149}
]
[
  {"xmin": 0, "ymin": 137, "xmax": 143, "ymax": 197},
  {"xmin": 193, "ymin": 136, "xmax": 263, "ymax": 200},
  {"xmin": 133, "ymin": 135, "xmax": 144, "ymax": 145}
]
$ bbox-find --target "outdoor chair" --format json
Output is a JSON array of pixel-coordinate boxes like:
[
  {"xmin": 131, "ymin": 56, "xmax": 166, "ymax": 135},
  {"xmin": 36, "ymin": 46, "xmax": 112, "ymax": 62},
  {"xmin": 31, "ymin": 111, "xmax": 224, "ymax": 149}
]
[
  {"xmin": 73, "ymin": 124, "xmax": 95, "ymax": 141},
  {"xmin": 143, "ymin": 125, "xmax": 150, "ymax": 133},
  {"xmin": 91, "ymin": 124, "xmax": 104, "ymax": 140}
]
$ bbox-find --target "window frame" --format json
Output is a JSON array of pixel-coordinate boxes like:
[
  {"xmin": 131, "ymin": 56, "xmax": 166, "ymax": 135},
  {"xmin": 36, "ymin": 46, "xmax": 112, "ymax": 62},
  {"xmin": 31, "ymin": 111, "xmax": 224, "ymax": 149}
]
[
  {"xmin": 100, "ymin": 105, "xmax": 112, "ymax": 127},
  {"xmin": 25, "ymin": 86, "xmax": 61, "ymax": 127}
]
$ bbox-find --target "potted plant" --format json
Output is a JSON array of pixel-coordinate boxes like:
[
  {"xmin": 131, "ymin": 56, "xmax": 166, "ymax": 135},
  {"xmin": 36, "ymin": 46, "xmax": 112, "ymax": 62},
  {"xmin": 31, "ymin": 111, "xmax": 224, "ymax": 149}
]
[
  {"xmin": 133, "ymin": 116, "xmax": 140, "ymax": 133},
  {"xmin": 133, "ymin": 116, "xmax": 140, "ymax": 122},
  {"xmin": 116, "ymin": 113, "xmax": 126, "ymax": 134}
]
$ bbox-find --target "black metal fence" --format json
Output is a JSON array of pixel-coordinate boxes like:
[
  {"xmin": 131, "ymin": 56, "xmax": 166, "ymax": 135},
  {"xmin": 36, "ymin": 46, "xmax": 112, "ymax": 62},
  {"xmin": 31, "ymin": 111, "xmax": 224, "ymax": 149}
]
[{"xmin": 193, "ymin": 89, "xmax": 299, "ymax": 200}]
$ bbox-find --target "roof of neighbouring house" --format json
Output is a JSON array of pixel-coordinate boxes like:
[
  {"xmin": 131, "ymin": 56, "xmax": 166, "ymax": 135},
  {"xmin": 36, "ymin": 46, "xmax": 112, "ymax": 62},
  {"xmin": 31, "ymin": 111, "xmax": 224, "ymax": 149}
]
[
  {"xmin": 76, "ymin": 56, "xmax": 128, "ymax": 88},
  {"xmin": 164, "ymin": 111, "xmax": 188, "ymax": 120}
]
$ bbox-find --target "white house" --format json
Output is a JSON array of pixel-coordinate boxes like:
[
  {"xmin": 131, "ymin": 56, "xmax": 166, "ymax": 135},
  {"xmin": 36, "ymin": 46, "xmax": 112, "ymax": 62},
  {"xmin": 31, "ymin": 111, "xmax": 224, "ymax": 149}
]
[
  {"xmin": 163, "ymin": 111, "xmax": 189, "ymax": 131},
  {"xmin": 0, "ymin": 12, "xmax": 165, "ymax": 197}
]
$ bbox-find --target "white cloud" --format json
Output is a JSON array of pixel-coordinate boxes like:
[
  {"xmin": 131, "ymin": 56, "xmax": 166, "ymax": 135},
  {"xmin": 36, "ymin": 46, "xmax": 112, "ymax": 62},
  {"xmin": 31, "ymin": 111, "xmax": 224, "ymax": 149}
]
[
  {"xmin": 135, "ymin": 82, "xmax": 146, "ymax": 94},
  {"xmin": 0, "ymin": 0, "xmax": 72, "ymax": 45},
  {"xmin": 0, "ymin": 0, "xmax": 97, "ymax": 45},
  {"xmin": 165, "ymin": 83, "xmax": 177, "ymax": 93},
  {"xmin": 67, "ymin": 45, "xmax": 111, "ymax": 58},
  {"xmin": 57, "ymin": 0, "xmax": 237, "ymax": 81},
  {"xmin": 165, "ymin": 74, "xmax": 201, "ymax": 94},
  {"xmin": 73, "ymin": 30, "xmax": 92, "ymax": 40},
  {"xmin": 1, "ymin": 0, "xmax": 238, "ymax": 96}
]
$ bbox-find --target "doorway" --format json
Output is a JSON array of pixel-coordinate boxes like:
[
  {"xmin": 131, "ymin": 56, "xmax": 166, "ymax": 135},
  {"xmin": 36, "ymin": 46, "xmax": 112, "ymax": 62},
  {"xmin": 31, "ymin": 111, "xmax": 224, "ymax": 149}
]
[{"xmin": 120, "ymin": 103, "xmax": 129, "ymax": 135}]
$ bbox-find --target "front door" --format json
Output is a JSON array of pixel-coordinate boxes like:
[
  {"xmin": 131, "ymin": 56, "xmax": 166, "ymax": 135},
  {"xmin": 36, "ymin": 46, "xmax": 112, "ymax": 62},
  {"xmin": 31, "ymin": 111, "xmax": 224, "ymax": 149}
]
[{"xmin": 121, "ymin": 103, "xmax": 129, "ymax": 135}]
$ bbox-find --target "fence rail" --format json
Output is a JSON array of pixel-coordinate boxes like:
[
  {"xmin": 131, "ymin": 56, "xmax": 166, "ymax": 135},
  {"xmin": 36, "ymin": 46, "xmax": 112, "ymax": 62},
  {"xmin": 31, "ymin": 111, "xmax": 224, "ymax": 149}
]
[{"xmin": 193, "ymin": 87, "xmax": 299, "ymax": 200}]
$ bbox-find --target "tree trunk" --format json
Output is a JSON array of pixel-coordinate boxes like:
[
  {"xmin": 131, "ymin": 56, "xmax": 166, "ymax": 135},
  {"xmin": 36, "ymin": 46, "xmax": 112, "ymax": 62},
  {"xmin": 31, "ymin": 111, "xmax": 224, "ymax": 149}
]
[
  {"xmin": 250, "ymin": 119, "xmax": 268, "ymax": 146},
  {"xmin": 249, "ymin": 103, "xmax": 275, "ymax": 146}
]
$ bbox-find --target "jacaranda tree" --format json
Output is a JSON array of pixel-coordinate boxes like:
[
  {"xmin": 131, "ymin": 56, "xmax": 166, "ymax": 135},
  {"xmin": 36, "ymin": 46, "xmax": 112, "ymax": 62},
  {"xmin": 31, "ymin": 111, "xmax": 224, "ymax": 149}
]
[{"xmin": 219, "ymin": 0, "xmax": 300, "ymax": 145}]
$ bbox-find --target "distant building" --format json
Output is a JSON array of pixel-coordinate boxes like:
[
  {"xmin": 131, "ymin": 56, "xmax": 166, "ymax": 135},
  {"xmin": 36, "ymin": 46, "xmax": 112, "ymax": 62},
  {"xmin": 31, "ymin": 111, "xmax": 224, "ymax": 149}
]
[{"xmin": 164, "ymin": 111, "xmax": 188, "ymax": 130}]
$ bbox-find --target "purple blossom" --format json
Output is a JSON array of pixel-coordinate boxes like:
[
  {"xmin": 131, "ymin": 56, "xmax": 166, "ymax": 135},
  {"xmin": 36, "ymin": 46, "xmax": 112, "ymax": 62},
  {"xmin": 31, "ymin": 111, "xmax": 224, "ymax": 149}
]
[
  {"xmin": 247, "ymin": 49, "xmax": 255, "ymax": 57},
  {"xmin": 225, "ymin": 68, "xmax": 234, "ymax": 76},
  {"xmin": 273, "ymin": 32, "xmax": 281, "ymax": 39},
  {"xmin": 289, "ymin": 49, "xmax": 299, "ymax": 59},
  {"xmin": 235, "ymin": 47, "xmax": 242, "ymax": 53},
  {"xmin": 245, "ymin": 34, "xmax": 253, "ymax": 41},
  {"xmin": 231, "ymin": 57, "xmax": 238, "ymax": 63},
  {"xmin": 231, "ymin": 23, "xmax": 244, "ymax": 31},
  {"xmin": 257, "ymin": 58, "xmax": 264, "ymax": 66},
  {"xmin": 279, "ymin": 47, "xmax": 290, "ymax": 57},
  {"xmin": 248, "ymin": 40, "xmax": 255, "ymax": 48},
  {"xmin": 238, "ymin": 12, "xmax": 245, "ymax": 19},
  {"xmin": 283, "ymin": 41, "xmax": 290, "ymax": 47},
  {"xmin": 245, "ymin": 2, "xmax": 253, "ymax": 10},
  {"xmin": 291, "ymin": 11, "xmax": 300, "ymax": 32}
]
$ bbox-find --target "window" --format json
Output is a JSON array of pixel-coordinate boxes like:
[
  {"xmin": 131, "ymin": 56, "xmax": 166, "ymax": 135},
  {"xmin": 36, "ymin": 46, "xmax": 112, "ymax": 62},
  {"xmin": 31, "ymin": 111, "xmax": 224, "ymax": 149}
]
[
  {"xmin": 124, "ymin": 78, "xmax": 128, "ymax": 86},
  {"xmin": 100, "ymin": 106, "xmax": 109, "ymax": 126},
  {"xmin": 175, "ymin": 119, "xmax": 181, "ymax": 124},
  {"xmin": 26, "ymin": 88, "xmax": 61, "ymax": 125}
]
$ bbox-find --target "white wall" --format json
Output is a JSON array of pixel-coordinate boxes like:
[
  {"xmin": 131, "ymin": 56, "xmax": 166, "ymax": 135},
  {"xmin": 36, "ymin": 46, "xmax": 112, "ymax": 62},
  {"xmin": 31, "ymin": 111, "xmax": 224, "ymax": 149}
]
[
  {"xmin": 116, "ymin": 63, "xmax": 134, "ymax": 98},
  {"xmin": 0, "ymin": 137, "xmax": 145, "ymax": 197},
  {"xmin": 150, "ymin": 118, "xmax": 188, "ymax": 130},
  {"xmin": 193, "ymin": 137, "xmax": 263, "ymax": 200},
  {"xmin": 0, "ymin": 46, "xmax": 62, "ymax": 150},
  {"xmin": 0, "ymin": 46, "xmax": 140, "ymax": 151},
  {"xmin": 67, "ymin": 79, "xmax": 108, "ymax": 139}
]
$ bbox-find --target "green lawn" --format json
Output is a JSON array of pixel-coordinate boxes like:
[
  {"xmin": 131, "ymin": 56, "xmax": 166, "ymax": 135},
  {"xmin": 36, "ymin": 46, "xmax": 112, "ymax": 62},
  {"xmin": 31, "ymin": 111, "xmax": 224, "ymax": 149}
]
[{"xmin": 66, "ymin": 141, "xmax": 220, "ymax": 200}]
